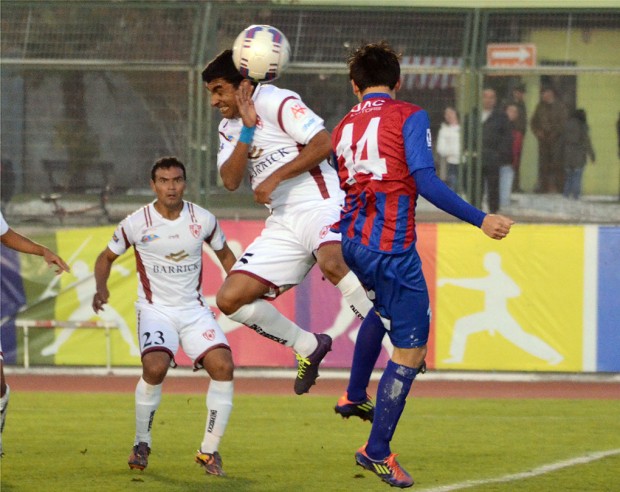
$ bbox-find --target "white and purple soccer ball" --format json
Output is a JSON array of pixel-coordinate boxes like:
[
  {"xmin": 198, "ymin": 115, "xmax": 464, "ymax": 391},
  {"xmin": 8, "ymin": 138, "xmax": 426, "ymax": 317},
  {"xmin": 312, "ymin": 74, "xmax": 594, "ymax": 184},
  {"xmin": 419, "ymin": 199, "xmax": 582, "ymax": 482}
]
[{"xmin": 232, "ymin": 25, "xmax": 290, "ymax": 82}]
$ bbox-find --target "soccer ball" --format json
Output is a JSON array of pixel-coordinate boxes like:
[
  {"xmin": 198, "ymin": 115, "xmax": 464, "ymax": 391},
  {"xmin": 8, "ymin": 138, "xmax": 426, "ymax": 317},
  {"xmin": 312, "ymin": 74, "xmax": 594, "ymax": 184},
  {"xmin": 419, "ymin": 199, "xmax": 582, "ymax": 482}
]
[{"xmin": 232, "ymin": 25, "xmax": 290, "ymax": 82}]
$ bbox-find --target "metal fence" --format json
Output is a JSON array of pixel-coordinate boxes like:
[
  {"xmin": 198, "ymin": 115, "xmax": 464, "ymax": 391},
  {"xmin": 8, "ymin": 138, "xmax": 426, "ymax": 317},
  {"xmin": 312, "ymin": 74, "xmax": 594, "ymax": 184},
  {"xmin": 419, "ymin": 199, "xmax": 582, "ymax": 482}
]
[{"xmin": 1, "ymin": 2, "xmax": 619, "ymax": 221}]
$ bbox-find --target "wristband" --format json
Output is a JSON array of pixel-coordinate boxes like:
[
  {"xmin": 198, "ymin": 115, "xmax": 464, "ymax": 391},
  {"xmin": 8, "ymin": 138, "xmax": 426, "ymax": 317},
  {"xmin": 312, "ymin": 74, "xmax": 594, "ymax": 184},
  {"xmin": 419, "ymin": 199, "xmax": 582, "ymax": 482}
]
[{"xmin": 239, "ymin": 125, "xmax": 256, "ymax": 144}]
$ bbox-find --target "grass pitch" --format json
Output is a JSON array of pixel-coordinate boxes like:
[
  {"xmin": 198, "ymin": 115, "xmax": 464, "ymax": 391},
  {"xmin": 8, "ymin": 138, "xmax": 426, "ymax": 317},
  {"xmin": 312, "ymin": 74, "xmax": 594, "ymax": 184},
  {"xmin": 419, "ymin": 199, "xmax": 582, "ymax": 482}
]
[{"xmin": 2, "ymin": 392, "xmax": 619, "ymax": 491}]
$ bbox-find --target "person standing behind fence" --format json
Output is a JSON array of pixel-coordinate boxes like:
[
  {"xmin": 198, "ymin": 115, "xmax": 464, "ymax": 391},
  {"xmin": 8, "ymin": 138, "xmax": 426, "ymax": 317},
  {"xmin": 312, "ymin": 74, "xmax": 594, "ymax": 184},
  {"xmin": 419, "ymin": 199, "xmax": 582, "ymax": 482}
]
[
  {"xmin": 531, "ymin": 87, "xmax": 568, "ymax": 193},
  {"xmin": 505, "ymin": 103, "xmax": 523, "ymax": 206},
  {"xmin": 481, "ymin": 88, "xmax": 513, "ymax": 213},
  {"xmin": 503, "ymin": 83, "xmax": 527, "ymax": 192},
  {"xmin": 562, "ymin": 109, "xmax": 596, "ymax": 200},
  {"xmin": 0, "ymin": 210, "xmax": 70, "ymax": 456},
  {"xmin": 331, "ymin": 42, "xmax": 514, "ymax": 488},
  {"xmin": 436, "ymin": 106, "xmax": 462, "ymax": 192},
  {"xmin": 92, "ymin": 157, "xmax": 237, "ymax": 477}
]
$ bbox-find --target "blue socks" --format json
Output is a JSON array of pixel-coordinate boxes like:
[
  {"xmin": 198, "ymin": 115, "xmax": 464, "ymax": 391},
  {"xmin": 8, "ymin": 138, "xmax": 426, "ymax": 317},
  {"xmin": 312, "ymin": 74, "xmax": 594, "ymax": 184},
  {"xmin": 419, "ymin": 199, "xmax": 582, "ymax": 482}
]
[
  {"xmin": 366, "ymin": 360, "xmax": 418, "ymax": 460},
  {"xmin": 346, "ymin": 309, "xmax": 386, "ymax": 402}
]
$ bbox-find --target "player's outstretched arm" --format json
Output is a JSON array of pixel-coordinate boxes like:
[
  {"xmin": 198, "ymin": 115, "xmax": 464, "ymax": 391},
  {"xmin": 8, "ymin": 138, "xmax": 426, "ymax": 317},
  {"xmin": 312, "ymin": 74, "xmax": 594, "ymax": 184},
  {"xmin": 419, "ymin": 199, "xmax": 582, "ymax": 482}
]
[
  {"xmin": 1, "ymin": 228, "xmax": 70, "ymax": 274},
  {"xmin": 480, "ymin": 214, "xmax": 514, "ymax": 240}
]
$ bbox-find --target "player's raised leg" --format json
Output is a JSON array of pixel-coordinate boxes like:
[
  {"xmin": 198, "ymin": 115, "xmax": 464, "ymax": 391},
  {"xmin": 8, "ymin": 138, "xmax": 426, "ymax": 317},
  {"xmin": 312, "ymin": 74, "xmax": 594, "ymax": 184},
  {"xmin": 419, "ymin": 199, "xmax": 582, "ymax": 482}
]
[{"xmin": 217, "ymin": 273, "xmax": 332, "ymax": 394}]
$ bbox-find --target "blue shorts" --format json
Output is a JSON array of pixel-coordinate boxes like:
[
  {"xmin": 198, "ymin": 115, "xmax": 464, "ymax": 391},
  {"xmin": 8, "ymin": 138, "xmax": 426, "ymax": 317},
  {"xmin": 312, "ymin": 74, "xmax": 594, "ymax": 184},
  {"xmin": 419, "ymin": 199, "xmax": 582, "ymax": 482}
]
[{"xmin": 342, "ymin": 239, "xmax": 430, "ymax": 349}]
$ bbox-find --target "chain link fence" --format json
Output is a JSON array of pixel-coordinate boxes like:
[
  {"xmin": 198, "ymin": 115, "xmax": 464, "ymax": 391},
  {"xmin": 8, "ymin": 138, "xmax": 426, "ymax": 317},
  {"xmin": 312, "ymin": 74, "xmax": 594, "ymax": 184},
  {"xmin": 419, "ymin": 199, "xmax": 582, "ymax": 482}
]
[{"xmin": 1, "ymin": 2, "xmax": 619, "ymax": 221}]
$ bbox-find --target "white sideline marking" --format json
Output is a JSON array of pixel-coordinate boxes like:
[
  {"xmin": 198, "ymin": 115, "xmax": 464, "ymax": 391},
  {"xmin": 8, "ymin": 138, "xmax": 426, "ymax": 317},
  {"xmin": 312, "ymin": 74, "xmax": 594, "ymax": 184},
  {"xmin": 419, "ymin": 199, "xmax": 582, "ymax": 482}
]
[{"xmin": 420, "ymin": 448, "xmax": 620, "ymax": 492}]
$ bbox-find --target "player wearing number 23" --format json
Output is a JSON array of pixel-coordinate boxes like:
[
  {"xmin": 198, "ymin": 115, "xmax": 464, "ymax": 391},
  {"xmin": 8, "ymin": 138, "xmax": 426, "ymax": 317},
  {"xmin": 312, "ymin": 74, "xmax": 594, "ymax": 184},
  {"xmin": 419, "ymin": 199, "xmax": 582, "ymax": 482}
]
[
  {"xmin": 331, "ymin": 42, "xmax": 514, "ymax": 487},
  {"xmin": 92, "ymin": 157, "xmax": 237, "ymax": 476}
]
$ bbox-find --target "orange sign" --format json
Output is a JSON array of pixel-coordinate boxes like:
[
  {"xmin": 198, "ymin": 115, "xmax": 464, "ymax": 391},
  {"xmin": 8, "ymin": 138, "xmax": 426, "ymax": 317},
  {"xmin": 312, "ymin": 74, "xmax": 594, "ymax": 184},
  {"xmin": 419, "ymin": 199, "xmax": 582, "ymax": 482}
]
[{"xmin": 487, "ymin": 43, "xmax": 536, "ymax": 67}]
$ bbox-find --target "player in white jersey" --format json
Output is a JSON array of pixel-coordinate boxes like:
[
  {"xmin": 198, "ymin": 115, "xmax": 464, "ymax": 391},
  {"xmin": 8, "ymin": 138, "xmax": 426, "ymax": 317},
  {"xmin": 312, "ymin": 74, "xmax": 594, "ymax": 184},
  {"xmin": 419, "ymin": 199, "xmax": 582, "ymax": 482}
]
[
  {"xmin": 202, "ymin": 50, "xmax": 374, "ymax": 395},
  {"xmin": 0, "ymin": 210, "xmax": 70, "ymax": 456},
  {"xmin": 92, "ymin": 157, "xmax": 237, "ymax": 477}
]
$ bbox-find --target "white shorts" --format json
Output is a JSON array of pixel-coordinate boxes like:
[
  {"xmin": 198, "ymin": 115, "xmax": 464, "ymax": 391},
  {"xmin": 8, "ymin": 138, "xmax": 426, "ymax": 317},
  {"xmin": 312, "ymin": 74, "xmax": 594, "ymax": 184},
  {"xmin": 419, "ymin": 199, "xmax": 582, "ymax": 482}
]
[
  {"xmin": 231, "ymin": 199, "xmax": 342, "ymax": 297},
  {"xmin": 136, "ymin": 302, "xmax": 230, "ymax": 369}
]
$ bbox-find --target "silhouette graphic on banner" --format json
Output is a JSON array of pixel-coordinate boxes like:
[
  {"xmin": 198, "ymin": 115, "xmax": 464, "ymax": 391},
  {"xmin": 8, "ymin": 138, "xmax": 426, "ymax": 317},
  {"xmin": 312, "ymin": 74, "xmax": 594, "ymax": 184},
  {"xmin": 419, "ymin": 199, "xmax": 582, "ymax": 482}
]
[{"xmin": 439, "ymin": 252, "xmax": 563, "ymax": 365}]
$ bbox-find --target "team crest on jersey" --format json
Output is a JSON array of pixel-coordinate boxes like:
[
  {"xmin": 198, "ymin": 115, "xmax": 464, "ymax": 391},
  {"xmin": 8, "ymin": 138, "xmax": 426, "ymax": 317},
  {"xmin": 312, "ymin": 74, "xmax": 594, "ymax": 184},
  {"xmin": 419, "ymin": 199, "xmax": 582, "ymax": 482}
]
[
  {"xmin": 189, "ymin": 223, "xmax": 201, "ymax": 238},
  {"xmin": 290, "ymin": 103, "xmax": 307, "ymax": 119},
  {"xmin": 256, "ymin": 115, "xmax": 263, "ymax": 129},
  {"xmin": 202, "ymin": 329, "xmax": 216, "ymax": 341},
  {"xmin": 319, "ymin": 225, "xmax": 330, "ymax": 239}
]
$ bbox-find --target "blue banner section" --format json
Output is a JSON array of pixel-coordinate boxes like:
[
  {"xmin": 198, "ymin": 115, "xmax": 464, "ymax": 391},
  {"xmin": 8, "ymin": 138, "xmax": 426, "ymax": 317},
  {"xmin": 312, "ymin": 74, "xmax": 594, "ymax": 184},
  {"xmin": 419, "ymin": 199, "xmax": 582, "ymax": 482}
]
[
  {"xmin": 0, "ymin": 244, "xmax": 26, "ymax": 363},
  {"xmin": 597, "ymin": 227, "xmax": 620, "ymax": 372}
]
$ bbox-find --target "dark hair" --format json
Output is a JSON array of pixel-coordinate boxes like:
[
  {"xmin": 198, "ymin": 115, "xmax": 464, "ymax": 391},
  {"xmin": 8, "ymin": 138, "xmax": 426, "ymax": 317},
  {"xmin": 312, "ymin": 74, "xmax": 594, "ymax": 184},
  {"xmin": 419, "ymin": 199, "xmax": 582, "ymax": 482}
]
[
  {"xmin": 573, "ymin": 108, "xmax": 587, "ymax": 124},
  {"xmin": 202, "ymin": 49, "xmax": 245, "ymax": 87},
  {"xmin": 151, "ymin": 156, "xmax": 186, "ymax": 182},
  {"xmin": 347, "ymin": 41, "xmax": 400, "ymax": 91}
]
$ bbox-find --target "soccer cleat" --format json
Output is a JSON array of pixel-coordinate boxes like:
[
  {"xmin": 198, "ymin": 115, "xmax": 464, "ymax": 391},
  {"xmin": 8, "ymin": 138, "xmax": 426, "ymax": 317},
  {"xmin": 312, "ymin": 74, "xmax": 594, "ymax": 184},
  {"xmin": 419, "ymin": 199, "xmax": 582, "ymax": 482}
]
[
  {"xmin": 195, "ymin": 450, "xmax": 226, "ymax": 476},
  {"xmin": 294, "ymin": 333, "xmax": 332, "ymax": 395},
  {"xmin": 128, "ymin": 442, "xmax": 150, "ymax": 470},
  {"xmin": 355, "ymin": 444, "xmax": 414, "ymax": 488},
  {"xmin": 334, "ymin": 393, "xmax": 375, "ymax": 422}
]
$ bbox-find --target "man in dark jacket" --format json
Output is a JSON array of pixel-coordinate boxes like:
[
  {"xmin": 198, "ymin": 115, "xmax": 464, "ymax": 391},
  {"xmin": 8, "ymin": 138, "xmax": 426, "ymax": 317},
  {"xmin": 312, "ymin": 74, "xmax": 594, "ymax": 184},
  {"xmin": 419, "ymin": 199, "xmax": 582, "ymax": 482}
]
[
  {"xmin": 481, "ymin": 88, "xmax": 513, "ymax": 213},
  {"xmin": 530, "ymin": 87, "xmax": 568, "ymax": 193}
]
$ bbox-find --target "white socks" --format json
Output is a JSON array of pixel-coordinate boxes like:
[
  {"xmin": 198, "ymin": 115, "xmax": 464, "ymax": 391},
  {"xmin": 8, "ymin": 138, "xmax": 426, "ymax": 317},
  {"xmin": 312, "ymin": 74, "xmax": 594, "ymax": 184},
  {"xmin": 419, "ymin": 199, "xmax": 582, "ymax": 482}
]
[
  {"xmin": 336, "ymin": 271, "xmax": 373, "ymax": 320},
  {"xmin": 134, "ymin": 377, "xmax": 162, "ymax": 446},
  {"xmin": 200, "ymin": 380, "xmax": 234, "ymax": 454},
  {"xmin": 228, "ymin": 300, "xmax": 317, "ymax": 356}
]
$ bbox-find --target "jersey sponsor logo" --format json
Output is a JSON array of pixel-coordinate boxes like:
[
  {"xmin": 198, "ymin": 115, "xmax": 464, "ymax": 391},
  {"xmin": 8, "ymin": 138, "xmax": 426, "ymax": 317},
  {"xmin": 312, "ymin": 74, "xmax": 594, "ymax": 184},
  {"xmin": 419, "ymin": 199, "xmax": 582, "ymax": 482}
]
[
  {"xmin": 189, "ymin": 223, "xmax": 202, "ymax": 238},
  {"xmin": 152, "ymin": 262, "xmax": 200, "ymax": 274},
  {"xmin": 290, "ymin": 103, "xmax": 307, "ymax": 119},
  {"xmin": 202, "ymin": 329, "xmax": 216, "ymax": 341},
  {"xmin": 302, "ymin": 117, "xmax": 317, "ymax": 131},
  {"xmin": 165, "ymin": 250, "xmax": 189, "ymax": 262},
  {"xmin": 112, "ymin": 232, "xmax": 120, "ymax": 243},
  {"xmin": 248, "ymin": 145, "xmax": 263, "ymax": 160},
  {"xmin": 351, "ymin": 99, "xmax": 386, "ymax": 113},
  {"xmin": 140, "ymin": 234, "xmax": 159, "ymax": 243},
  {"xmin": 249, "ymin": 149, "xmax": 291, "ymax": 179}
]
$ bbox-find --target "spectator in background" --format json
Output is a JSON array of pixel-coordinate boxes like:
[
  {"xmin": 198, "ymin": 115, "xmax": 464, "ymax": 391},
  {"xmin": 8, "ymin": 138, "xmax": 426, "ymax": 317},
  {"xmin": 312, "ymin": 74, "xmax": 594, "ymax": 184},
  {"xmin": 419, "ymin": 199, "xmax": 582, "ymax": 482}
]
[
  {"xmin": 436, "ymin": 106, "xmax": 462, "ymax": 192},
  {"xmin": 561, "ymin": 109, "xmax": 595, "ymax": 200},
  {"xmin": 503, "ymin": 83, "xmax": 527, "ymax": 192},
  {"xmin": 505, "ymin": 103, "xmax": 523, "ymax": 207},
  {"xmin": 481, "ymin": 88, "xmax": 513, "ymax": 213},
  {"xmin": 530, "ymin": 87, "xmax": 568, "ymax": 193}
]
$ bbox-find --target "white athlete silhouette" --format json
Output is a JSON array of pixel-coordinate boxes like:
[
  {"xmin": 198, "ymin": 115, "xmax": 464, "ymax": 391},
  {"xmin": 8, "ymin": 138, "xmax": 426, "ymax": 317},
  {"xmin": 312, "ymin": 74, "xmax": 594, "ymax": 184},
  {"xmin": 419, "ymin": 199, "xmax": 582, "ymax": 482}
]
[
  {"xmin": 439, "ymin": 252, "xmax": 563, "ymax": 365},
  {"xmin": 40, "ymin": 259, "xmax": 140, "ymax": 357}
]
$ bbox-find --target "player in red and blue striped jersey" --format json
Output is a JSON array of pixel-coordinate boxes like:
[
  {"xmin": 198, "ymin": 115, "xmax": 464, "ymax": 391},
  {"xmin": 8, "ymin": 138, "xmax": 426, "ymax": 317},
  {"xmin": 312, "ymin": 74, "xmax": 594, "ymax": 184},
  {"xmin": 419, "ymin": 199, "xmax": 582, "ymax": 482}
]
[{"xmin": 331, "ymin": 42, "xmax": 514, "ymax": 488}]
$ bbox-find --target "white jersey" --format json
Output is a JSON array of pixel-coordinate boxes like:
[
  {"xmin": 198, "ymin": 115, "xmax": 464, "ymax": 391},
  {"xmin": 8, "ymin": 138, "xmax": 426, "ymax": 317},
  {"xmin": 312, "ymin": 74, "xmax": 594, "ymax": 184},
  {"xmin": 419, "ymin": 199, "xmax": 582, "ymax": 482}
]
[
  {"xmin": 107, "ymin": 201, "xmax": 226, "ymax": 308},
  {"xmin": 216, "ymin": 83, "xmax": 343, "ymax": 210},
  {"xmin": 0, "ymin": 211, "xmax": 8, "ymax": 235}
]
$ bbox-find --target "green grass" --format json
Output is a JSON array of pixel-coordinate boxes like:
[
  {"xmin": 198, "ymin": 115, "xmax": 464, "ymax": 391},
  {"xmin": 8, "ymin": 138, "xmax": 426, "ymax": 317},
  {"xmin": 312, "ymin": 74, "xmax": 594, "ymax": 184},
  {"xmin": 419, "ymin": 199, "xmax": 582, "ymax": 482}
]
[{"xmin": 2, "ymin": 393, "xmax": 619, "ymax": 492}]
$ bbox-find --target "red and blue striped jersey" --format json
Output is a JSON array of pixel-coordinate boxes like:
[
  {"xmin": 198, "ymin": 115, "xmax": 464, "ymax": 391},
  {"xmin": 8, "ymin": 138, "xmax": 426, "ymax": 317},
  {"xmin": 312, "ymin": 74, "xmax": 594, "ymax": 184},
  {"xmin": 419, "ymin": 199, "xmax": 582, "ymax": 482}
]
[{"xmin": 331, "ymin": 93, "xmax": 435, "ymax": 254}]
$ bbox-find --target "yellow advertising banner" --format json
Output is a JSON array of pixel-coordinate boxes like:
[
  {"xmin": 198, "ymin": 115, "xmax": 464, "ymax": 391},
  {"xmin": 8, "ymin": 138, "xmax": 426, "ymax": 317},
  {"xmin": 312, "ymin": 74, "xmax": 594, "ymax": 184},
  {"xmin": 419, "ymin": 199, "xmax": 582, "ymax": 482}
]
[
  {"xmin": 435, "ymin": 224, "xmax": 584, "ymax": 372},
  {"xmin": 50, "ymin": 226, "xmax": 141, "ymax": 366}
]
